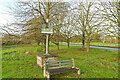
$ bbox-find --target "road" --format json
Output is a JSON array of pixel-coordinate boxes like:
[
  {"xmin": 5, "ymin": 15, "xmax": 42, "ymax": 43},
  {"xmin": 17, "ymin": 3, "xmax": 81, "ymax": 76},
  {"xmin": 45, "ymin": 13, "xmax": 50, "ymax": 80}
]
[{"xmin": 60, "ymin": 44, "xmax": 119, "ymax": 51}]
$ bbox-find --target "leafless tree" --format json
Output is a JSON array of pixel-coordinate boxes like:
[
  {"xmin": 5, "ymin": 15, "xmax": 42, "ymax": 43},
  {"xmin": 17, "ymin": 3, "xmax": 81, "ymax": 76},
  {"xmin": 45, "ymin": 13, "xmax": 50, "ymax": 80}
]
[
  {"xmin": 74, "ymin": 1, "xmax": 106, "ymax": 52},
  {"xmin": 5, "ymin": 0, "xmax": 69, "ymax": 47},
  {"xmin": 98, "ymin": 0, "xmax": 120, "ymax": 43},
  {"xmin": 61, "ymin": 13, "xmax": 76, "ymax": 48}
]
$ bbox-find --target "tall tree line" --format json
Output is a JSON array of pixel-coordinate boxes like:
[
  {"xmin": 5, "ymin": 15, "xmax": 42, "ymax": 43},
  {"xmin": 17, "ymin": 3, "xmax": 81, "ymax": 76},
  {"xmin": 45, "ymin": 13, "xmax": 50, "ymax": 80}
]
[{"xmin": 2, "ymin": 0, "xmax": 119, "ymax": 52}]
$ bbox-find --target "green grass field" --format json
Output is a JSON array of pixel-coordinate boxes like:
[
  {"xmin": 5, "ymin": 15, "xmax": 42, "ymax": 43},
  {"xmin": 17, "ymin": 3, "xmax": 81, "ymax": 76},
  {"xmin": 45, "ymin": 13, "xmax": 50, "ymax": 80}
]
[{"xmin": 2, "ymin": 44, "xmax": 118, "ymax": 78}]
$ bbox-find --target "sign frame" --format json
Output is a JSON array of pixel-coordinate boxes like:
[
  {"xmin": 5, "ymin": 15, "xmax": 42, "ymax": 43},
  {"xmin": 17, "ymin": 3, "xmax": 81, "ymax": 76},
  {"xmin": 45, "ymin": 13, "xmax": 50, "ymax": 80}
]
[{"xmin": 41, "ymin": 23, "xmax": 53, "ymax": 34}]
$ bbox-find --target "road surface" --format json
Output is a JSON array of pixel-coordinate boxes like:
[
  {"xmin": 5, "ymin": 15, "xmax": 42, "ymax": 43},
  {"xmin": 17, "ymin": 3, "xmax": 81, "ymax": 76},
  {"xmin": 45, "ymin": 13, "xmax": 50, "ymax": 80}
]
[{"xmin": 60, "ymin": 43, "xmax": 119, "ymax": 51}]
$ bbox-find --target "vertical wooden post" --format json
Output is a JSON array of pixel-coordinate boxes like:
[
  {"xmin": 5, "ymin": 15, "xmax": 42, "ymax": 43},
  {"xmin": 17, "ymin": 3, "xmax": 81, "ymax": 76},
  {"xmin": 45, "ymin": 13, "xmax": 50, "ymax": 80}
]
[
  {"xmin": 43, "ymin": 61, "xmax": 46, "ymax": 77},
  {"xmin": 37, "ymin": 56, "xmax": 38, "ymax": 64},
  {"xmin": 72, "ymin": 58, "xmax": 75, "ymax": 68},
  {"xmin": 59, "ymin": 62, "xmax": 61, "ymax": 68},
  {"xmin": 47, "ymin": 73, "xmax": 50, "ymax": 80},
  {"xmin": 46, "ymin": 34, "xmax": 49, "ymax": 54},
  {"xmin": 78, "ymin": 69, "xmax": 80, "ymax": 74}
]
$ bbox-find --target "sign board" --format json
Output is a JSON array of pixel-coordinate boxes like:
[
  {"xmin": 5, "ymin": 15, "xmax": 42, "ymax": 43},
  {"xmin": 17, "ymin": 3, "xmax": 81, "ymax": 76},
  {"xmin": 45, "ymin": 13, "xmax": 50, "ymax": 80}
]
[
  {"xmin": 46, "ymin": 57, "xmax": 54, "ymax": 61},
  {"xmin": 41, "ymin": 24, "xmax": 53, "ymax": 34}
]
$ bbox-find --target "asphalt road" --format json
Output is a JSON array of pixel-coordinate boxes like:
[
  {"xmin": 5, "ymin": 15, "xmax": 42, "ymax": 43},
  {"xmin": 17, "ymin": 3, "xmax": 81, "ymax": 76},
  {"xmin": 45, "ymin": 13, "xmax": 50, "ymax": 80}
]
[{"xmin": 61, "ymin": 44, "xmax": 119, "ymax": 51}]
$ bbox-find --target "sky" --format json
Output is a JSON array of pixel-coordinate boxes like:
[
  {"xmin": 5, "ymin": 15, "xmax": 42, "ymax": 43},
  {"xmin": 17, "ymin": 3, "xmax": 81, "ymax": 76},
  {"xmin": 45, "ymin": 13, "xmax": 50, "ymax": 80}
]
[
  {"xmin": 0, "ymin": 0, "xmax": 72, "ymax": 26},
  {"xmin": 0, "ymin": 0, "xmax": 117, "ymax": 25},
  {"xmin": 0, "ymin": 0, "xmax": 15, "ymax": 25},
  {"xmin": 0, "ymin": 0, "xmax": 117, "ymax": 36}
]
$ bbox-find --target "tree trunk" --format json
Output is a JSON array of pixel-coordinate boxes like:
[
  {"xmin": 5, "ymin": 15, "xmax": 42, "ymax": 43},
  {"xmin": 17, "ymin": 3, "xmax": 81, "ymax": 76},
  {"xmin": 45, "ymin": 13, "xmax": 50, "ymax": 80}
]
[
  {"xmin": 57, "ymin": 42, "xmax": 59, "ymax": 50},
  {"xmin": 82, "ymin": 32, "xmax": 85, "ymax": 50},
  {"xmin": 67, "ymin": 38, "xmax": 70, "ymax": 48},
  {"xmin": 48, "ymin": 34, "xmax": 50, "ymax": 53},
  {"xmin": 87, "ymin": 40, "xmax": 90, "ymax": 52},
  {"xmin": 37, "ymin": 41, "xmax": 40, "ymax": 46},
  {"xmin": 44, "ymin": 38, "xmax": 46, "ymax": 53},
  {"xmin": 57, "ymin": 31, "xmax": 60, "ymax": 50},
  {"xmin": 82, "ymin": 40, "xmax": 85, "ymax": 49}
]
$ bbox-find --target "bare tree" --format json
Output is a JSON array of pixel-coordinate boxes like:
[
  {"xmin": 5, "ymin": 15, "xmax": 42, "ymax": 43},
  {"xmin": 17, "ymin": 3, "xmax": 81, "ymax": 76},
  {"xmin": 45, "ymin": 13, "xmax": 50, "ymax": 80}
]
[
  {"xmin": 75, "ymin": 1, "xmax": 106, "ymax": 52},
  {"xmin": 73, "ymin": 2, "xmax": 86, "ymax": 50},
  {"xmin": 61, "ymin": 13, "xmax": 76, "ymax": 48},
  {"xmin": 98, "ymin": 1, "xmax": 120, "ymax": 43},
  {"xmin": 50, "ymin": 2, "xmax": 69, "ymax": 50},
  {"xmin": 6, "ymin": 0, "xmax": 69, "ymax": 48}
]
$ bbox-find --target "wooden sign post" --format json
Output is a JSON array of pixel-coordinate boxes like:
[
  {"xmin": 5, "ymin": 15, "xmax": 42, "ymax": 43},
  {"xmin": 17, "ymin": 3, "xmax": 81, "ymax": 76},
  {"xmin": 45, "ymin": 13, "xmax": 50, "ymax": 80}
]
[{"xmin": 41, "ymin": 19, "xmax": 53, "ymax": 54}]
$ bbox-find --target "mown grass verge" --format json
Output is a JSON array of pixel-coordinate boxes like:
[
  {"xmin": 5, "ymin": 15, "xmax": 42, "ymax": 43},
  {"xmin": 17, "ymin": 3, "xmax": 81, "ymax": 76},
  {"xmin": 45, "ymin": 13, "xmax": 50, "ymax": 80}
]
[{"xmin": 2, "ymin": 44, "xmax": 118, "ymax": 78}]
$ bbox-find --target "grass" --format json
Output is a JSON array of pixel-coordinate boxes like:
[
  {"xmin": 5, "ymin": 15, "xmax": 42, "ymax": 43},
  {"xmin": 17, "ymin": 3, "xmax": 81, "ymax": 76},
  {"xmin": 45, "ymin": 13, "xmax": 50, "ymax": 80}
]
[
  {"xmin": 2, "ymin": 44, "xmax": 25, "ymax": 48},
  {"xmin": 1, "ymin": 44, "xmax": 118, "ymax": 78},
  {"xmin": 2, "ymin": 45, "xmax": 18, "ymax": 48}
]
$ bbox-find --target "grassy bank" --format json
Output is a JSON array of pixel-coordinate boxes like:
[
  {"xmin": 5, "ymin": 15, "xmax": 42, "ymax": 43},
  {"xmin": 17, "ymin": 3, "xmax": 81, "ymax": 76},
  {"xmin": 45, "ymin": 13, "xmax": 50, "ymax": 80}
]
[{"xmin": 2, "ymin": 44, "xmax": 118, "ymax": 78}]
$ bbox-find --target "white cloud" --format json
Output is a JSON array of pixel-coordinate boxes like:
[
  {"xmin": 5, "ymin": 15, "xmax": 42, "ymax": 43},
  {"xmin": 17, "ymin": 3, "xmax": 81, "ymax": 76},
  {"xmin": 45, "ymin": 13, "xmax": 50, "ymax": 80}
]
[
  {"xmin": 0, "ymin": 0, "xmax": 15, "ymax": 25},
  {"xmin": 0, "ymin": 10, "xmax": 14, "ymax": 25}
]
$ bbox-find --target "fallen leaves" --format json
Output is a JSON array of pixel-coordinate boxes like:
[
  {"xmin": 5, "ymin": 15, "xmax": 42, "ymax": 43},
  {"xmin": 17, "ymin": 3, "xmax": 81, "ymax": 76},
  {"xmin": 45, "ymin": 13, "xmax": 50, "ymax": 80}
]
[
  {"xmin": 113, "ymin": 57, "xmax": 118, "ymax": 63},
  {"xmin": 25, "ymin": 51, "xmax": 37, "ymax": 55},
  {"xmin": 87, "ymin": 74, "xmax": 90, "ymax": 77},
  {"xmin": 83, "ymin": 54, "xmax": 89, "ymax": 56},
  {"xmin": 35, "ymin": 74, "xmax": 38, "ymax": 76},
  {"xmin": 104, "ymin": 66, "xmax": 110, "ymax": 69}
]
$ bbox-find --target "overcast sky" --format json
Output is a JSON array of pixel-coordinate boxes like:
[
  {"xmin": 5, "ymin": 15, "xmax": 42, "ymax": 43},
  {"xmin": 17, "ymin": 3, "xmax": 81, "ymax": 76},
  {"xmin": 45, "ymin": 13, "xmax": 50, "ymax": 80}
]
[
  {"xmin": 0, "ymin": 0, "xmax": 117, "ymax": 36},
  {"xmin": 0, "ymin": 0, "xmax": 73, "ymax": 26},
  {"xmin": 0, "ymin": 0, "xmax": 116, "ymax": 26},
  {"xmin": 0, "ymin": 0, "xmax": 15, "ymax": 25}
]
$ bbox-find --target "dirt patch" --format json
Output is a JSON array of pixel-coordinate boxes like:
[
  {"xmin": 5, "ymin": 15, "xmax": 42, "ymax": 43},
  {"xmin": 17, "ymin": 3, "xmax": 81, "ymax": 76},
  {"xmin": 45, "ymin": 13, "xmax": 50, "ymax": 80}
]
[
  {"xmin": 101, "ymin": 58, "xmax": 104, "ymax": 59},
  {"xmin": 81, "ymin": 59, "xmax": 87, "ymax": 61},
  {"xmin": 78, "ymin": 48, "xmax": 85, "ymax": 51},
  {"xmin": 93, "ymin": 64, "xmax": 103, "ymax": 68},
  {"xmin": 49, "ymin": 51, "xmax": 59, "ymax": 54},
  {"xmin": 104, "ymin": 66, "xmax": 110, "ymax": 69},
  {"xmin": 113, "ymin": 57, "xmax": 118, "ymax": 63},
  {"xmin": 50, "ymin": 50, "xmax": 66, "ymax": 54},
  {"xmin": 25, "ymin": 51, "xmax": 37, "ymax": 55},
  {"xmin": 74, "ymin": 58, "xmax": 79, "ymax": 60},
  {"xmin": 83, "ymin": 54, "xmax": 90, "ymax": 56}
]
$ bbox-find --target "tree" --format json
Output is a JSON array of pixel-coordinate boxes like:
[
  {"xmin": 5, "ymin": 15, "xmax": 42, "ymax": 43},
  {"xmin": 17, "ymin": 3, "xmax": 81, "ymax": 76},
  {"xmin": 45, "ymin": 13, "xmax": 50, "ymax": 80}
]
[
  {"xmin": 61, "ymin": 13, "xmax": 76, "ymax": 48},
  {"xmin": 50, "ymin": 2, "xmax": 69, "ymax": 50},
  {"xmin": 2, "ymin": 33, "xmax": 22, "ymax": 45},
  {"xmin": 91, "ymin": 33, "xmax": 102, "ymax": 42},
  {"xmin": 21, "ymin": 16, "xmax": 46, "ymax": 46},
  {"xmin": 72, "ymin": 2, "xmax": 86, "ymax": 50},
  {"xmin": 98, "ymin": 1, "xmax": 120, "ymax": 43},
  {"xmin": 77, "ymin": 1, "xmax": 105, "ymax": 52},
  {"xmin": 9, "ymin": 0, "xmax": 69, "ymax": 48}
]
